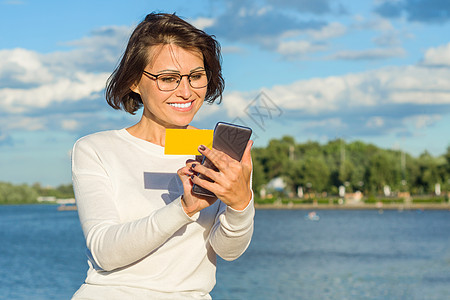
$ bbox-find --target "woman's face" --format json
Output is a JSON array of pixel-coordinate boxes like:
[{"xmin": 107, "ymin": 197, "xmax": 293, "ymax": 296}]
[{"xmin": 132, "ymin": 44, "xmax": 207, "ymax": 128}]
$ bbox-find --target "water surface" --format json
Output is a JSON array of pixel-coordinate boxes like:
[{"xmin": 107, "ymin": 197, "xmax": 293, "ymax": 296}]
[{"xmin": 1, "ymin": 206, "xmax": 448, "ymax": 299}]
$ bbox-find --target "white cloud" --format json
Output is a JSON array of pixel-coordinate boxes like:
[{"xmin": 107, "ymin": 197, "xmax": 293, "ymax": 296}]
[
  {"xmin": 277, "ymin": 40, "xmax": 327, "ymax": 57},
  {"xmin": 46, "ymin": 25, "xmax": 131, "ymax": 72},
  {"xmin": 307, "ymin": 22, "xmax": 347, "ymax": 40},
  {"xmin": 210, "ymin": 57, "xmax": 450, "ymax": 142},
  {"xmin": 61, "ymin": 119, "xmax": 80, "ymax": 131},
  {"xmin": 237, "ymin": 6, "xmax": 272, "ymax": 18},
  {"xmin": 404, "ymin": 114, "xmax": 442, "ymax": 129},
  {"xmin": 195, "ymin": 101, "xmax": 222, "ymax": 121},
  {"xmin": 1, "ymin": 18, "xmax": 449, "ymax": 146},
  {"xmin": 422, "ymin": 42, "xmax": 450, "ymax": 67},
  {"xmin": 351, "ymin": 16, "xmax": 411, "ymax": 48},
  {"xmin": 0, "ymin": 26, "xmax": 128, "ymax": 114},
  {"xmin": 0, "ymin": 71, "xmax": 109, "ymax": 113},
  {"xmin": 281, "ymin": 22, "xmax": 346, "ymax": 41},
  {"xmin": 366, "ymin": 116, "xmax": 385, "ymax": 128},
  {"xmin": 222, "ymin": 46, "xmax": 245, "ymax": 54},
  {"xmin": 220, "ymin": 63, "xmax": 450, "ymax": 122},
  {"xmin": 385, "ymin": 66, "xmax": 450, "ymax": 104},
  {"xmin": 190, "ymin": 17, "xmax": 216, "ymax": 30},
  {"xmin": 274, "ymin": 23, "xmax": 345, "ymax": 58},
  {"xmin": 352, "ymin": 15, "xmax": 394, "ymax": 31},
  {"xmin": 329, "ymin": 47, "xmax": 406, "ymax": 60},
  {"xmin": 373, "ymin": 32, "xmax": 401, "ymax": 47},
  {"xmin": 2, "ymin": 116, "xmax": 46, "ymax": 131},
  {"xmin": 0, "ymin": 48, "xmax": 54, "ymax": 86},
  {"xmin": 304, "ymin": 118, "xmax": 347, "ymax": 129},
  {"xmin": 269, "ymin": 75, "xmax": 349, "ymax": 114},
  {"xmin": 222, "ymin": 91, "xmax": 255, "ymax": 118}
]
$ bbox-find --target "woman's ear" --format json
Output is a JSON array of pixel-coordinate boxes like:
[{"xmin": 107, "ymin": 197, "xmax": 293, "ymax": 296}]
[{"xmin": 130, "ymin": 83, "xmax": 140, "ymax": 94}]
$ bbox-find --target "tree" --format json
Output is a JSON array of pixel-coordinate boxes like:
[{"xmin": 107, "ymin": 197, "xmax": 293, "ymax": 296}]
[
  {"xmin": 0, "ymin": 182, "xmax": 39, "ymax": 204},
  {"xmin": 262, "ymin": 136, "xmax": 295, "ymax": 180},
  {"xmin": 239, "ymin": 136, "xmax": 448, "ymax": 197},
  {"xmin": 301, "ymin": 155, "xmax": 330, "ymax": 193},
  {"xmin": 414, "ymin": 151, "xmax": 444, "ymax": 194},
  {"xmin": 365, "ymin": 151, "xmax": 401, "ymax": 194},
  {"xmin": 251, "ymin": 153, "xmax": 266, "ymax": 195}
]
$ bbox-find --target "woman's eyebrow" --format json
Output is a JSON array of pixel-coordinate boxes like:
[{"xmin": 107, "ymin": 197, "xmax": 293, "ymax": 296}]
[
  {"xmin": 156, "ymin": 67, "xmax": 204, "ymax": 74},
  {"xmin": 190, "ymin": 66, "xmax": 205, "ymax": 72},
  {"xmin": 157, "ymin": 69, "xmax": 180, "ymax": 74}
]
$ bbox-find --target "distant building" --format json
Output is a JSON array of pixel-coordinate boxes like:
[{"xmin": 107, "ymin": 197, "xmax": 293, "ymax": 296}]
[
  {"xmin": 56, "ymin": 198, "xmax": 75, "ymax": 205},
  {"xmin": 36, "ymin": 196, "xmax": 75, "ymax": 205},
  {"xmin": 37, "ymin": 196, "xmax": 56, "ymax": 202},
  {"xmin": 266, "ymin": 177, "xmax": 287, "ymax": 191},
  {"xmin": 344, "ymin": 191, "xmax": 363, "ymax": 204}
]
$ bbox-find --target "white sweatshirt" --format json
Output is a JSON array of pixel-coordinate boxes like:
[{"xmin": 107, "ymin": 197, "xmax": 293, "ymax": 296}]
[{"xmin": 71, "ymin": 129, "xmax": 254, "ymax": 300}]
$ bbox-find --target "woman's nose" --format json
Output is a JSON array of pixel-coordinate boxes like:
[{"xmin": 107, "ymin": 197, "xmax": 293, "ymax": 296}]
[{"xmin": 176, "ymin": 76, "xmax": 192, "ymax": 99}]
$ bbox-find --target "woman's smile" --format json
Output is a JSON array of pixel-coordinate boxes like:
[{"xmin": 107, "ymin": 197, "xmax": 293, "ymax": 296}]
[{"xmin": 168, "ymin": 100, "xmax": 194, "ymax": 111}]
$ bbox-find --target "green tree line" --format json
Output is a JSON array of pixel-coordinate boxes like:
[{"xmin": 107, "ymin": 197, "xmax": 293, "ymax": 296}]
[
  {"xmin": 252, "ymin": 136, "xmax": 450, "ymax": 197},
  {"xmin": 1, "ymin": 137, "xmax": 449, "ymax": 204},
  {"xmin": 0, "ymin": 183, "xmax": 74, "ymax": 204}
]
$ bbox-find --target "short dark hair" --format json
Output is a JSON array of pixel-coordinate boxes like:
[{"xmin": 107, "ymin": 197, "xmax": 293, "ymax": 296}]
[{"xmin": 105, "ymin": 12, "xmax": 224, "ymax": 114}]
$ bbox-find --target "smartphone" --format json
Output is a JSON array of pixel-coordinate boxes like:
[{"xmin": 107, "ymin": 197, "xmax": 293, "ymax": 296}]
[{"xmin": 192, "ymin": 122, "xmax": 252, "ymax": 197}]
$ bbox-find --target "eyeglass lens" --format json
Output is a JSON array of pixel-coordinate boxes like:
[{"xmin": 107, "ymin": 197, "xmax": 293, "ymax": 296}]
[{"xmin": 157, "ymin": 72, "xmax": 209, "ymax": 91}]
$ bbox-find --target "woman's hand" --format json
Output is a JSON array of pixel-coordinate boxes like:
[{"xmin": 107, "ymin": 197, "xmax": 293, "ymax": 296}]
[
  {"xmin": 177, "ymin": 156, "xmax": 218, "ymax": 217},
  {"xmin": 190, "ymin": 140, "xmax": 253, "ymax": 211}
]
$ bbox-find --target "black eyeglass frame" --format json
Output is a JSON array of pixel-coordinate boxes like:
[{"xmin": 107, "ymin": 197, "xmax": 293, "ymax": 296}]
[{"xmin": 142, "ymin": 70, "xmax": 210, "ymax": 91}]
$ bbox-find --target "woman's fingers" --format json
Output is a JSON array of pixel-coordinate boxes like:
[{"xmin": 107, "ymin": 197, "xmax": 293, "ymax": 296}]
[
  {"xmin": 193, "ymin": 144, "xmax": 252, "ymax": 204},
  {"xmin": 180, "ymin": 143, "xmax": 253, "ymax": 211},
  {"xmin": 197, "ymin": 145, "xmax": 235, "ymax": 173},
  {"xmin": 184, "ymin": 159, "xmax": 198, "ymax": 176},
  {"xmin": 190, "ymin": 172, "xmax": 221, "ymax": 194},
  {"xmin": 190, "ymin": 162, "xmax": 221, "ymax": 182},
  {"xmin": 177, "ymin": 167, "xmax": 194, "ymax": 188},
  {"xmin": 177, "ymin": 165, "xmax": 189, "ymax": 177}
]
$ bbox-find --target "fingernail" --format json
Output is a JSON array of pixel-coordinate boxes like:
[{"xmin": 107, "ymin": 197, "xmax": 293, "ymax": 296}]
[
  {"xmin": 191, "ymin": 175, "xmax": 195, "ymax": 179},
  {"xmin": 198, "ymin": 145, "xmax": 206, "ymax": 151},
  {"xmin": 192, "ymin": 163, "xmax": 197, "ymax": 168}
]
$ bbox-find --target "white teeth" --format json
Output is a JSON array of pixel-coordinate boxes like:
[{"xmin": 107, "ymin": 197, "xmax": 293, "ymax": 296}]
[{"xmin": 169, "ymin": 102, "xmax": 192, "ymax": 108}]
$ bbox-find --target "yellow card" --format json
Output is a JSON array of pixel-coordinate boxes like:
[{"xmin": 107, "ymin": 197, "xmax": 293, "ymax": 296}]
[{"xmin": 164, "ymin": 129, "xmax": 213, "ymax": 155}]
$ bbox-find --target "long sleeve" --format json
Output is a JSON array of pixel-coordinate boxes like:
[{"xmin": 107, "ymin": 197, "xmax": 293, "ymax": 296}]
[
  {"xmin": 72, "ymin": 137, "xmax": 194, "ymax": 272},
  {"xmin": 208, "ymin": 193, "xmax": 255, "ymax": 261}
]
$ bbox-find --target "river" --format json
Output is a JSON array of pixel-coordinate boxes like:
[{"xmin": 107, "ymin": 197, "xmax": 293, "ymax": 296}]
[{"xmin": 0, "ymin": 205, "xmax": 448, "ymax": 299}]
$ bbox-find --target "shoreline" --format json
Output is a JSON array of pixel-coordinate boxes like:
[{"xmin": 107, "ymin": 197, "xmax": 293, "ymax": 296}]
[
  {"xmin": 1, "ymin": 202, "xmax": 449, "ymax": 211},
  {"xmin": 254, "ymin": 202, "xmax": 450, "ymax": 210}
]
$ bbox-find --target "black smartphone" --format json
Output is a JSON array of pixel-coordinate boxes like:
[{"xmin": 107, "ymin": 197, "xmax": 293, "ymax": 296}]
[{"xmin": 192, "ymin": 122, "xmax": 252, "ymax": 197}]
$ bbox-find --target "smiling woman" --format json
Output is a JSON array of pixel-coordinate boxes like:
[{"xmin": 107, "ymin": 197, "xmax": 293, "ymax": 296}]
[{"xmin": 71, "ymin": 12, "xmax": 255, "ymax": 300}]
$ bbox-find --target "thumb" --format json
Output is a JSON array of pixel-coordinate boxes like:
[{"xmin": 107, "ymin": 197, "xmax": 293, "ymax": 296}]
[{"xmin": 241, "ymin": 140, "xmax": 253, "ymax": 166}]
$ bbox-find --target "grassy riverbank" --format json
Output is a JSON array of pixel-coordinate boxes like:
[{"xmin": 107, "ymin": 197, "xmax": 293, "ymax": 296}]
[
  {"xmin": 254, "ymin": 196, "xmax": 450, "ymax": 210},
  {"xmin": 255, "ymin": 202, "xmax": 450, "ymax": 210},
  {"xmin": 1, "ymin": 180, "xmax": 448, "ymax": 210}
]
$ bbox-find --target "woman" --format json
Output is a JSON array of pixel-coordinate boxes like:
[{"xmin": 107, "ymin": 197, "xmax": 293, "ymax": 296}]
[{"xmin": 71, "ymin": 13, "xmax": 254, "ymax": 299}]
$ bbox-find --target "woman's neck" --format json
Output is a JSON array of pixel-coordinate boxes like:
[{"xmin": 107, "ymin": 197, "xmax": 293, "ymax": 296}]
[{"xmin": 126, "ymin": 114, "xmax": 189, "ymax": 147}]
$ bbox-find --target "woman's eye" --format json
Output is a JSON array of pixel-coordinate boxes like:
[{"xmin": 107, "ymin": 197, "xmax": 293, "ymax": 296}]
[
  {"xmin": 160, "ymin": 75, "xmax": 179, "ymax": 83},
  {"xmin": 190, "ymin": 73, "xmax": 204, "ymax": 81}
]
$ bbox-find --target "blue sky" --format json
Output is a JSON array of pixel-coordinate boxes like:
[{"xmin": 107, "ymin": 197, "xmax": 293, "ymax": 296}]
[{"xmin": 1, "ymin": 0, "xmax": 450, "ymax": 186}]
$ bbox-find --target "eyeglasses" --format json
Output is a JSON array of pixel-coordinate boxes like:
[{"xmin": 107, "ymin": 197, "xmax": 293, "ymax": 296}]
[{"xmin": 142, "ymin": 70, "xmax": 210, "ymax": 91}]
